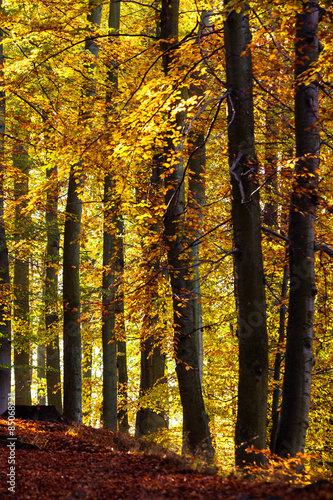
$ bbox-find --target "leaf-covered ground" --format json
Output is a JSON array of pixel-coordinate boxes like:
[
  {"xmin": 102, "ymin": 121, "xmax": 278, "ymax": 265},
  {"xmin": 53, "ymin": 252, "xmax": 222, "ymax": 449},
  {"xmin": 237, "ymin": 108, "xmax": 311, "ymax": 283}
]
[{"xmin": 0, "ymin": 418, "xmax": 332, "ymax": 499}]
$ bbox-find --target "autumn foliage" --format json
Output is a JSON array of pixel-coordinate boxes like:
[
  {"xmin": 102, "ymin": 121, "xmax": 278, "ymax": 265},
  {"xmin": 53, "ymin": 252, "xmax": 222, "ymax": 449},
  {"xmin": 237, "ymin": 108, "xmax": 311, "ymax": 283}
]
[{"xmin": 0, "ymin": 0, "xmax": 332, "ymax": 487}]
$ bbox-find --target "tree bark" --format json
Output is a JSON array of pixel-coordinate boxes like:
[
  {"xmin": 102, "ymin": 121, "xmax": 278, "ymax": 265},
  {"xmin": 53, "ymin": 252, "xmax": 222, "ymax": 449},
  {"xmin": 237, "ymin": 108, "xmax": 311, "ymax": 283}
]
[
  {"xmin": 224, "ymin": 1, "xmax": 268, "ymax": 466},
  {"xmin": 45, "ymin": 164, "xmax": 62, "ymax": 413},
  {"xmin": 102, "ymin": 0, "xmax": 129, "ymax": 432},
  {"xmin": 63, "ymin": 0, "xmax": 102, "ymax": 424},
  {"xmin": 187, "ymin": 10, "xmax": 212, "ymax": 383},
  {"xmin": 275, "ymin": 0, "xmax": 319, "ymax": 458},
  {"xmin": 0, "ymin": 6, "xmax": 11, "ymax": 413},
  {"xmin": 13, "ymin": 144, "xmax": 31, "ymax": 406},
  {"xmin": 161, "ymin": 0, "xmax": 214, "ymax": 461}
]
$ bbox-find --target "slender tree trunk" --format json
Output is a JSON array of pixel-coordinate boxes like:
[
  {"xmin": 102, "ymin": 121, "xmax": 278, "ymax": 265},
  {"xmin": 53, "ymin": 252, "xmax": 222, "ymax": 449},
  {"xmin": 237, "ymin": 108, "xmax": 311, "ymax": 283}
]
[
  {"xmin": 45, "ymin": 164, "xmax": 62, "ymax": 412},
  {"xmin": 263, "ymin": 93, "xmax": 278, "ymax": 228},
  {"xmin": 275, "ymin": 0, "xmax": 319, "ymax": 458},
  {"xmin": 37, "ymin": 343, "xmax": 46, "ymax": 405},
  {"xmin": 135, "ymin": 161, "xmax": 167, "ymax": 438},
  {"xmin": 161, "ymin": 0, "xmax": 214, "ymax": 461},
  {"xmin": 224, "ymin": 1, "xmax": 268, "ymax": 466},
  {"xmin": 0, "ymin": 7, "xmax": 11, "ymax": 413},
  {"xmin": 13, "ymin": 144, "xmax": 31, "ymax": 406},
  {"xmin": 102, "ymin": 0, "xmax": 129, "ymax": 432},
  {"xmin": 270, "ymin": 261, "xmax": 289, "ymax": 453},
  {"xmin": 186, "ymin": 10, "xmax": 212, "ymax": 383},
  {"xmin": 63, "ymin": 0, "xmax": 102, "ymax": 424},
  {"xmin": 63, "ymin": 166, "xmax": 83, "ymax": 422},
  {"xmin": 135, "ymin": 1, "xmax": 167, "ymax": 439},
  {"xmin": 102, "ymin": 177, "xmax": 121, "ymax": 431}
]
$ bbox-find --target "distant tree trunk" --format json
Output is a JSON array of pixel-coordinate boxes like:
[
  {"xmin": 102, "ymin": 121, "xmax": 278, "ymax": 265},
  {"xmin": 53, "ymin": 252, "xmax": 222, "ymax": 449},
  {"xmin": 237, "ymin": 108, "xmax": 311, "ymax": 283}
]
[
  {"xmin": 224, "ymin": 1, "xmax": 268, "ymax": 466},
  {"xmin": 63, "ymin": 157, "xmax": 83, "ymax": 423},
  {"xmin": 0, "ymin": 9, "xmax": 11, "ymax": 413},
  {"xmin": 63, "ymin": 0, "xmax": 102, "ymax": 424},
  {"xmin": 135, "ymin": 161, "xmax": 167, "ymax": 438},
  {"xmin": 161, "ymin": 0, "xmax": 214, "ymax": 461},
  {"xmin": 13, "ymin": 144, "xmax": 31, "ymax": 406},
  {"xmin": 103, "ymin": 0, "xmax": 129, "ymax": 432},
  {"xmin": 135, "ymin": 1, "xmax": 167, "ymax": 439},
  {"xmin": 82, "ymin": 340, "xmax": 92, "ymax": 420},
  {"xmin": 270, "ymin": 261, "xmax": 289, "ymax": 453},
  {"xmin": 262, "ymin": 87, "xmax": 287, "ymax": 453},
  {"xmin": 263, "ymin": 93, "xmax": 278, "ymax": 228},
  {"xmin": 45, "ymin": 164, "xmax": 62, "ymax": 412},
  {"xmin": 37, "ymin": 343, "xmax": 46, "ymax": 405},
  {"xmin": 187, "ymin": 9, "xmax": 213, "ymax": 383},
  {"xmin": 275, "ymin": 0, "xmax": 319, "ymax": 458}
]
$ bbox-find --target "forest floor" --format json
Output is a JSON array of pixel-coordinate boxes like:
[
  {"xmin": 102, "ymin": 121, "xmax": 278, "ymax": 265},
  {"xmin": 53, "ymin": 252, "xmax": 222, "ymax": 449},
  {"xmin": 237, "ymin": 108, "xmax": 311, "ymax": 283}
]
[{"xmin": 0, "ymin": 417, "xmax": 332, "ymax": 499}]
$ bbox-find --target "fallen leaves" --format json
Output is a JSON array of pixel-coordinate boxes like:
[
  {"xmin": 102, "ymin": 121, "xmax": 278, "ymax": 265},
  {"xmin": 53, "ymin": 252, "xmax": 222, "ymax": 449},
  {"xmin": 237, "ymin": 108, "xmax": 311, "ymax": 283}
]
[{"xmin": 0, "ymin": 418, "xmax": 332, "ymax": 499}]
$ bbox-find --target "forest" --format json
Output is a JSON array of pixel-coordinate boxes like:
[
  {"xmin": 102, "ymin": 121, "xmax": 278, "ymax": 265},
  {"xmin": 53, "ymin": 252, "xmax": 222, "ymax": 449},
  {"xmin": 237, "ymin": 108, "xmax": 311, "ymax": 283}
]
[{"xmin": 0, "ymin": 0, "xmax": 332, "ymax": 479}]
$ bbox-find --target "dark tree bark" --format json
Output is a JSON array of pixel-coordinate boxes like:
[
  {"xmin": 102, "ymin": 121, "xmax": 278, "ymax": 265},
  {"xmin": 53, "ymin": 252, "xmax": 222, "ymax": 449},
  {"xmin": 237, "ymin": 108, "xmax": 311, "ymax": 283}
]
[
  {"xmin": 224, "ymin": 1, "xmax": 268, "ymax": 466},
  {"xmin": 13, "ymin": 144, "xmax": 31, "ymax": 406},
  {"xmin": 63, "ymin": 0, "xmax": 102, "ymax": 424},
  {"xmin": 45, "ymin": 164, "xmax": 62, "ymax": 413},
  {"xmin": 186, "ymin": 9, "xmax": 213, "ymax": 382},
  {"xmin": 161, "ymin": 0, "xmax": 214, "ymax": 461},
  {"xmin": 102, "ymin": 0, "xmax": 129, "ymax": 432},
  {"xmin": 275, "ymin": 0, "xmax": 319, "ymax": 458},
  {"xmin": 0, "ymin": 6, "xmax": 11, "ymax": 413}
]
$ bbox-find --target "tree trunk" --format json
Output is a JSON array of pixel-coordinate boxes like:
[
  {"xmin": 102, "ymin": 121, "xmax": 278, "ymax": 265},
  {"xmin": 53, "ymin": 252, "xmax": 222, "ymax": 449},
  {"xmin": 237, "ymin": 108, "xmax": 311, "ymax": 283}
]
[
  {"xmin": 135, "ymin": 162, "xmax": 167, "ymax": 438},
  {"xmin": 187, "ymin": 10, "xmax": 212, "ymax": 383},
  {"xmin": 161, "ymin": 0, "xmax": 214, "ymax": 461},
  {"xmin": 135, "ymin": 1, "xmax": 167, "ymax": 439},
  {"xmin": 224, "ymin": 1, "xmax": 268, "ymax": 466},
  {"xmin": 37, "ymin": 344, "xmax": 46, "ymax": 405},
  {"xmin": 0, "ymin": 7, "xmax": 11, "ymax": 413},
  {"xmin": 13, "ymin": 144, "xmax": 31, "ymax": 406},
  {"xmin": 102, "ymin": 174, "xmax": 123, "ymax": 431},
  {"xmin": 270, "ymin": 261, "xmax": 289, "ymax": 453},
  {"xmin": 275, "ymin": 0, "xmax": 319, "ymax": 458},
  {"xmin": 102, "ymin": 0, "xmax": 128, "ymax": 432},
  {"xmin": 63, "ymin": 163, "xmax": 83, "ymax": 423},
  {"xmin": 45, "ymin": 164, "xmax": 62, "ymax": 413},
  {"xmin": 63, "ymin": 0, "xmax": 102, "ymax": 424}
]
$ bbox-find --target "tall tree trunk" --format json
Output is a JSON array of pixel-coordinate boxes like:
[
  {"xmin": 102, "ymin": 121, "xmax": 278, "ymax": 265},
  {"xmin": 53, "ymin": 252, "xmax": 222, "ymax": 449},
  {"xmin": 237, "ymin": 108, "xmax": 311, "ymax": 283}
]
[
  {"xmin": 63, "ymin": 0, "xmax": 102, "ymax": 424},
  {"xmin": 135, "ymin": 1, "xmax": 167, "ymax": 439},
  {"xmin": 102, "ymin": 0, "xmax": 129, "ymax": 432},
  {"xmin": 13, "ymin": 144, "xmax": 31, "ymax": 406},
  {"xmin": 224, "ymin": 1, "xmax": 268, "ymax": 466},
  {"xmin": 0, "ymin": 6, "xmax": 11, "ymax": 413},
  {"xmin": 63, "ymin": 162, "xmax": 83, "ymax": 423},
  {"xmin": 45, "ymin": 164, "xmax": 62, "ymax": 412},
  {"xmin": 187, "ymin": 9, "xmax": 212, "ymax": 383},
  {"xmin": 161, "ymin": 0, "xmax": 214, "ymax": 461},
  {"xmin": 275, "ymin": 0, "xmax": 319, "ymax": 458}
]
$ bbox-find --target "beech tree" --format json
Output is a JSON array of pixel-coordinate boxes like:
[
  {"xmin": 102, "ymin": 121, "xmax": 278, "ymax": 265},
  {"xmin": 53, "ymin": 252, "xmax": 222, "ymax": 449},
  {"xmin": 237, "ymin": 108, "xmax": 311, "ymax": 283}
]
[
  {"xmin": 63, "ymin": 0, "xmax": 102, "ymax": 424},
  {"xmin": 45, "ymin": 160, "xmax": 62, "ymax": 412},
  {"xmin": 161, "ymin": 0, "xmax": 214, "ymax": 461},
  {"xmin": 0, "ymin": 1, "xmax": 10, "ymax": 413},
  {"xmin": 224, "ymin": 0, "xmax": 268, "ymax": 465},
  {"xmin": 275, "ymin": 0, "xmax": 320, "ymax": 458},
  {"xmin": 13, "ymin": 142, "xmax": 31, "ymax": 405}
]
